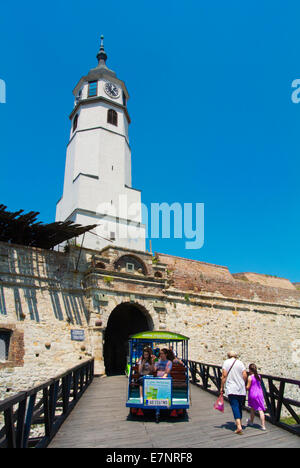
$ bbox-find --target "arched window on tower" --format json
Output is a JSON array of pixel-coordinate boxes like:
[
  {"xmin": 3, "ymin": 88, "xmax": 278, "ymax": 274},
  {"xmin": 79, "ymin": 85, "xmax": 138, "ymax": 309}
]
[
  {"xmin": 107, "ymin": 109, "xmax": 118, "ymax": 126},
  {"xmin": 72, "ymin": 114, "xmax": 78, "ymax": 133}
]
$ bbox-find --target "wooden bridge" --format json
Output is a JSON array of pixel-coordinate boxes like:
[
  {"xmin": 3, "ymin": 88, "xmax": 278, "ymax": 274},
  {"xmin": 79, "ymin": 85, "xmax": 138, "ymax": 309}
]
[
  {"xmin": 1, "ymin": 359, "xmax": 300, "ymax": 449},
  {"xmin": 48, "ymin": 375, "xmax": 300, "ymax": 449}
]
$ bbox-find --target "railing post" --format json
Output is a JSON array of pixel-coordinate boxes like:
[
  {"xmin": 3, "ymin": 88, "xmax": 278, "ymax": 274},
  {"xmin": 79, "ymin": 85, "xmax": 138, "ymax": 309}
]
[
  {"xmin": 73, "ymin": 369, "xmax": 79, "ymax": 401},
  {"xmin": 62, "ymin": 374, "xmax": 71, "ymax": 414},
  {"xmin": 189, "ymin": 361, "xmax": 194, "ymax": 384},
  {"xmin": 199, "ymin": 364, "xmax": 206, "ymax": 388},
  {"xmin": 80, "ymin": 367, "xmax": 84, "ymax": 392},
  {"xmin": 216, "ymin": 367, "xmax": 222, "ymax": 392},
  {"xmin": 43, "ymin": 387, "xmax": 51, "ymax": 438},
  {"xmin": 91, "ymin": 359, "xmax": 95, "ymax": 381},
  {"xmin": 16, "ymin": 397, "xmax": 27, "ymax": 449},
  {"xmin": 49, "ymin": 380, "xmax": 59, "ymax": 425},
  {"xmin": 4, "ymin": 407, "xmax": 16, "ymax": 448},
  {"xmin": 23, "ymin": 393, "xmax": 37, "ymax": 448},
  {"xmin": 275, "ymin": 381, "xmax": 285, "ymax": 423},
  {"xmin": 268, "ymin": 378, "xmax": 277, "ymax": 423}
]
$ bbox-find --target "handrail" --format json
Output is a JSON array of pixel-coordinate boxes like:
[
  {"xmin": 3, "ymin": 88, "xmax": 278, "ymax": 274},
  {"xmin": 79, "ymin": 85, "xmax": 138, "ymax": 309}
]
[
  {"xmin": 187, "ymin": 360, "xmax": 300, "ymax": 436},
  {"xmin": 0, "ymin": 358, "xmax": 94, "ymax": 448}
]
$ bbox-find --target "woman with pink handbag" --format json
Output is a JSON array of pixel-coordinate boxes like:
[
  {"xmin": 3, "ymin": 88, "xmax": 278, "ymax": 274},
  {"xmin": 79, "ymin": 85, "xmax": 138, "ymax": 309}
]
[{"xmin": 219, "ymin": 351, "xmax": 248, "ymax": 435}]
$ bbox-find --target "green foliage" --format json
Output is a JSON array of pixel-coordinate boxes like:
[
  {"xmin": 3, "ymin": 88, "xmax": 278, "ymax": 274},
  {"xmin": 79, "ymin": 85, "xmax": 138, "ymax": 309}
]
[
  {"xmin": 103, "ymin": 276, "xmax": 114, "ymax": 285},
  {"xmin": 280, "ymin": 415, "xmax": 300, "ymax": 425},
  {"xmin": 152, "ymin": 255, "xmax": 159, "ymax": 265},
  {"xmin": 184, "ymin": 293, "xmax": 190, "ymax": 303}
]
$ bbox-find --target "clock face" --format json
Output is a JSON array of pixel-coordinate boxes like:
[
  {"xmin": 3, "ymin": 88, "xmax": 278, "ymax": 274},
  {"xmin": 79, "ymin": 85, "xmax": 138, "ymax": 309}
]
[{"xmin": 104, "ymin": 81, "xmax": 120, "ymax": 99}]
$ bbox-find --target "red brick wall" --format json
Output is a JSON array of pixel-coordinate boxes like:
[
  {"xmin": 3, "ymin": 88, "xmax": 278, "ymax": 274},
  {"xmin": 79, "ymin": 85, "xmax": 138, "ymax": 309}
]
[
  {"xmin": 0, "ymin": 325, "xmax": 24, "ymax": 369},
  {"xmin": 158, "ymin": 253, "xmax": 300, "ymax": 305}
]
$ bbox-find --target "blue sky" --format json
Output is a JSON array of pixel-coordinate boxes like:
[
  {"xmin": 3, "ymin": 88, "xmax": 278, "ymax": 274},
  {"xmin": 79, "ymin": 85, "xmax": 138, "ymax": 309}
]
[{"xmin": 0, "ymin": 1, "xmax": 300, "ymax": 282}]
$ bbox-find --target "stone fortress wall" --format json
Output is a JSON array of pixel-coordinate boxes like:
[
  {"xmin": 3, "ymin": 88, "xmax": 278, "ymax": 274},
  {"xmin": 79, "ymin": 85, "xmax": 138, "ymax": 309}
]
[{"xmin": 0, "ymin": 241, "xmax": 299, "ymax": 402}]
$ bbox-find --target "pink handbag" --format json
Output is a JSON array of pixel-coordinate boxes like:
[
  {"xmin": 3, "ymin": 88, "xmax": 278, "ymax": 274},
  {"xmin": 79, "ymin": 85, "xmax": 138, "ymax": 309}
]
[{"xmin": 214, "ymin": 394, "xmax": 224, "ymax": 413}]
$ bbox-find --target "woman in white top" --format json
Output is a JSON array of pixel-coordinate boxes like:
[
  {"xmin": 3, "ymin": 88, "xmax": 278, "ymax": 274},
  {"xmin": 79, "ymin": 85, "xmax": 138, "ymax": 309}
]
[{"xmin": 220, "ymin": 351, "xmax": 248, "ymax": 435}]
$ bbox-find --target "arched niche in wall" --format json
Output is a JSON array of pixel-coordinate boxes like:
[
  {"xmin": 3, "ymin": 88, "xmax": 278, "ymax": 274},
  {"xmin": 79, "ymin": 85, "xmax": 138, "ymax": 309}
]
[{"xmin": 114, "ymin": 255, "xmax": 147, "ymax": 275}]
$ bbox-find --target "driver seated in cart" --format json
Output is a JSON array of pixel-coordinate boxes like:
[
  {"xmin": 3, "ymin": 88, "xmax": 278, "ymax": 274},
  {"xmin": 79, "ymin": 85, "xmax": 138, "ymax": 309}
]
[{"xmin": 154, "ymin": 348, "xmax": 173, "ymax": 378}]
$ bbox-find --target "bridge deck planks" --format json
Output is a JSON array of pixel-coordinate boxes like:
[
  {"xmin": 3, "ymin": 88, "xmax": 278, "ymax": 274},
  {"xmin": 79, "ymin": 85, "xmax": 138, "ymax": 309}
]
[{"xmin": 48, "ymin": 375, "xmax": 300, "ymax": 449}]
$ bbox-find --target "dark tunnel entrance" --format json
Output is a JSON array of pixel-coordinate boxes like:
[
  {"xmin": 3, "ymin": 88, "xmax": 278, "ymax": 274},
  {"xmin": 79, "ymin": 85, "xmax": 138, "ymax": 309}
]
[{"xmin": 104, "ymin": 302, "xmax": 153, "ymax": 375}]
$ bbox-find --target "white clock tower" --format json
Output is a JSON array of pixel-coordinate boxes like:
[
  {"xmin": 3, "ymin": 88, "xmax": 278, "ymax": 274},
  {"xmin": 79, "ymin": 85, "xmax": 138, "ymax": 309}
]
[{"xmin": 56, "ymin": 36, "xmax": 146, "ymax": 251}]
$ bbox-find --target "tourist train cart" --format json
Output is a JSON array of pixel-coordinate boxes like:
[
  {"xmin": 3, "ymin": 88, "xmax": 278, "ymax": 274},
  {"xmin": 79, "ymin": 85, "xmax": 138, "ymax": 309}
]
[{"xmin": 126, "ymin": 330, "xmax": 190, "ymax": 423}]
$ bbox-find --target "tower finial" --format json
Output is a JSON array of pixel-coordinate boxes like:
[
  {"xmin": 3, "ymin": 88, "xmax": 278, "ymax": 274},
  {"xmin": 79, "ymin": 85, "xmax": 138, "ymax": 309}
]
[{"xmin": 97, "ymin": 35, "xmax": 107, "ymax": 64}]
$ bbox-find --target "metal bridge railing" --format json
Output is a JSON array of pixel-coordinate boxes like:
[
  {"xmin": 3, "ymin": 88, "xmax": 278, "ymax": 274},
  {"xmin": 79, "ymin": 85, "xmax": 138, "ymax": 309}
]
[
  {"xmin": 187, "ymin": 360, "xmax": 300, "ymax": 436},
  {"xmin": 0, "ymin": 358, "xmax": 94, "ymax": 448}
]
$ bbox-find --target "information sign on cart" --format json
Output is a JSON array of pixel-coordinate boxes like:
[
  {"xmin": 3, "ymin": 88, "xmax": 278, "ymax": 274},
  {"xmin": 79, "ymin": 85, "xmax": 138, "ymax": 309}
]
[{"xmin": 143, "ymin": 377, "xmax": 172, "ymax": 408}]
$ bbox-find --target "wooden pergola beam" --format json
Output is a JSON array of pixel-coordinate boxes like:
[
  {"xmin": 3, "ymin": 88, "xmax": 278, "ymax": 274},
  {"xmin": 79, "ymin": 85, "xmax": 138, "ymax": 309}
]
[{"xmin": 0, "ymin": 205, "xmax": 97, "ymax": 249}]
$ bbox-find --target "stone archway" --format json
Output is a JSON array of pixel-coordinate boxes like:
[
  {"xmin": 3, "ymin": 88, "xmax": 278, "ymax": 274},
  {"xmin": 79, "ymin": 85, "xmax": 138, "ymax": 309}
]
[{"xmin": 104, "ymin": 302, "xmax": 153, "ymax": 375}]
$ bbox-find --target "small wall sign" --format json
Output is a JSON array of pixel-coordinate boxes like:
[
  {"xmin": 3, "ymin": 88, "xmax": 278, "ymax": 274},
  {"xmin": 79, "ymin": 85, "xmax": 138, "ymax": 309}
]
[{"xmin": 71, "ymin": 330, "xmax": 85, "ymax": 341}]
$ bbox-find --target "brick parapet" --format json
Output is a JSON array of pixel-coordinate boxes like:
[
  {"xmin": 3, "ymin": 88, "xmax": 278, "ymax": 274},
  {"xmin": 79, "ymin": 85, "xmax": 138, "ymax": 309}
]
[{"xmin": 157, "ymin": 252, "xmax": 300, "ymax": 306}]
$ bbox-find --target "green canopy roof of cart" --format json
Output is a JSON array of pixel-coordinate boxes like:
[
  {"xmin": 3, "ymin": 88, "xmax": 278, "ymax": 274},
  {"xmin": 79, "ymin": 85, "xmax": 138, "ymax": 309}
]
[{"xmin": 129, "ymin": 331, "xmax": 189, "ymax": 341}]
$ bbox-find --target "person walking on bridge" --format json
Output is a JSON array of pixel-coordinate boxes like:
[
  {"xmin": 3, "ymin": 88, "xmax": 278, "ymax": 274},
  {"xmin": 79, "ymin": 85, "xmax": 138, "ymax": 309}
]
[
  {"xmin": 220, "ymin": 351, "xmax": 248, "ymax": 435},
  {"xmin": 246, "ymin": 363, "xmax": 266, "ymax": 431}
]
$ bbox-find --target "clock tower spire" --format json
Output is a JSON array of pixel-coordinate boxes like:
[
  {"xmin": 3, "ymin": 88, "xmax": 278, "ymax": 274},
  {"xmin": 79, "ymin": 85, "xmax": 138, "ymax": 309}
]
[
  {"xmin": 96, "ymin": 35, "xmax": 107, "ymax": 64},
  {"xmin": 56, "ymin": 37, "xmax": 146, "ymax": 251}
]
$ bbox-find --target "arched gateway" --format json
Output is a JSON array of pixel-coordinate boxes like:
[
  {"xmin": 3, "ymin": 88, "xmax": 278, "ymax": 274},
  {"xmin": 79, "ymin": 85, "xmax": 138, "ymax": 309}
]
[{"xmin": 104, "ymin": 302, "xmax": 153, "ymax": 375}]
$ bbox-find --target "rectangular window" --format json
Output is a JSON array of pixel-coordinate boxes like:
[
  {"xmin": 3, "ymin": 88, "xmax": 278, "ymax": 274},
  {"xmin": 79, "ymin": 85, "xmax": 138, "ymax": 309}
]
[
  {"xmin": 110, "ymin": 232, "xmax": 116, "ymax": 241},
  {"xmin": 88, "ymin": 81, "xmax": 98, "ymax": 97},
  {"xmin": 126, "ymin": 262, "xmax": 135, "ymax": 272},
  {"xmin": 0, "ymin": 331, "xmax": 10, "ymax": 361}
]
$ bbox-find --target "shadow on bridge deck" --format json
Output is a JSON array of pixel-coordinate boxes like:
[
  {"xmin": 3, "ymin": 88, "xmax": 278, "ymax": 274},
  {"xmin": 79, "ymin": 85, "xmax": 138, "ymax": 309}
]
[{"xmin": 48, "ymin": 375, "xmax": 300, "ymax": 449}]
